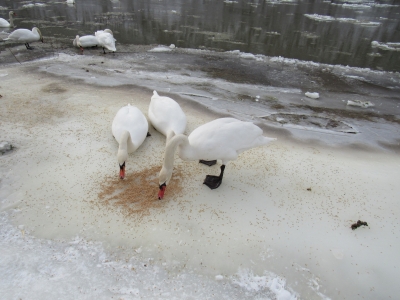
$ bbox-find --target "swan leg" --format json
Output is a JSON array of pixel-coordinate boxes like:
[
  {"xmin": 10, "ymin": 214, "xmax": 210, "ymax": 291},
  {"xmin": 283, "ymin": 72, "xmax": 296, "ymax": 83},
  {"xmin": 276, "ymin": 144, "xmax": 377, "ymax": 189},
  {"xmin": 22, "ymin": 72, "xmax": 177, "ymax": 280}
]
[
  {"xmin": 102, "ymin": 47, "xmax": 106, "ymax": 54},
  {"xmin": 199, "ymin": 160, "xmax": 217, "ymax": 166},
  {"xmin": 203, "ymin": 165, "xmax": 225, "ymax": 190},
  {"xmin": 25, "ymin": 43, "xmax": 34, "ymax": 50},
  {"xmin": 147, "ymin": 132, "xmax": 151, "ymax": 137}
]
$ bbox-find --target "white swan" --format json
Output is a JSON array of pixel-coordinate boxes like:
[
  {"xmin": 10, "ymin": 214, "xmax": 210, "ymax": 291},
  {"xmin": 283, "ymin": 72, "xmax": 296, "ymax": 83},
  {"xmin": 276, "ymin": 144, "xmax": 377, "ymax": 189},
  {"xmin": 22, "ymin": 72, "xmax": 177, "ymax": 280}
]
[
  {"xmin": 73, "ymin": 35, "xmax": 99, "ymax": 54},
  {"xmin": 158, "ymin": 118, "xmax": 276, "ymax": 199},
  {"xmin": 0, "ymin": 11, "xmax": 16, "ymax": 28},
  {"xmin": 112, "ymin": 104, "xmax": 149, "ymax": 179},
  {"xmin": 95, "ymin": 29, "xmax": 116, "ymax": 53},
  {"xmin": 3, "ymin": 27, "xmax": 43, "ymax": 50},
  {"xmin": 66, "ymin": 0, "xmax": 75, "ymax": 4},
  {"xmin": 148, "ymin": 90, "xmax": 187, "ymax": 143}
]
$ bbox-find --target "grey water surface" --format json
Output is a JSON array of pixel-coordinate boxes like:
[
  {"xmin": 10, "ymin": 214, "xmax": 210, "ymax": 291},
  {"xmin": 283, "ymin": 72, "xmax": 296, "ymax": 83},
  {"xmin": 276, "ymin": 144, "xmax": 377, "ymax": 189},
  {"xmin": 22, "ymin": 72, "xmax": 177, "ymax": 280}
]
[{"xmin": 1, "ymin": 0, "xmax": 399, "ymax": 71}]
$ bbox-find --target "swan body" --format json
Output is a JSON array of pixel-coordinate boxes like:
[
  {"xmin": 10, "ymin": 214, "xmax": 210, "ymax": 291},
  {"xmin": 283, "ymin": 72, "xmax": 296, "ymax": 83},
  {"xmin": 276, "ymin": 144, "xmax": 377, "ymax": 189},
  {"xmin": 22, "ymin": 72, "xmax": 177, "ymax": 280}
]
[
  {"xmin": 148, "ymin": 90, "xmax": 187, "ymax": 143},
  {"xmin": 73, "ymin": 35, "xmax": 99, "ymax": 53},
  {"xmin": 66, "ymin": 0, "xmax": 75, "ymax": 4},
  {"xmin": 0, "ymin": 11, "xmax": 16, "ymax": 28},
  {"xmin": 73, "ymin": 35, "xmax": 98, "ymax": 48},
  {"xmin": 95, "ymin": 29, "xmax": 116, "ymax": 53},
  {"xmin": 3, "ymin": 27, "xmax": 43, "ymax": 49},
  {"xmin": 112, "ymin": 104, "xmax": 148, "ymax": 179},
  {"xmin": 158, "ymin": 117, "xmax": 276, "ymax": 199}
]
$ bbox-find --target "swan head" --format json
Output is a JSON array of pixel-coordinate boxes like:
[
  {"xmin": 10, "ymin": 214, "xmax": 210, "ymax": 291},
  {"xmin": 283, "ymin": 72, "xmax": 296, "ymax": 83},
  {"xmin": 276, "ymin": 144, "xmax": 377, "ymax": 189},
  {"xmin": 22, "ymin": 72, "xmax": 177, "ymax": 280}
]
[
  {"xmin": 103, "ymin": 29, "xmax": 113, "ymax": 36},
  {"xmin": 9, "ymin": 11, "xmax": 16, "ymax": 17},
  {"xmin": 117, "ymin": 149, "xmax": 128, "ymax": 179},
  {"xmin": 33, "ymin": 27, "xmax": 44, "ymax": 43},
  {"xmin": 158, "ymin": 166, "xmax": 172, "ymax": 200}
]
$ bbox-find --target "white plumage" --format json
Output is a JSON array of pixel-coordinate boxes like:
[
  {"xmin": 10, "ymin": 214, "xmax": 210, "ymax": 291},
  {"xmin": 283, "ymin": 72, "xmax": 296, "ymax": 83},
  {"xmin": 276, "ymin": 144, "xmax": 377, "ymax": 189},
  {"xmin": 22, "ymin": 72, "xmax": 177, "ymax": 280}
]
[
  {"xmin": 111, "ymin": 104, "xmax": 148, "ymax": 179},
  {"xmin": 3, "ymin": 27, "xmax": 43, "ymax": 50},
  {"xmin": 148, "ymin": 90, "xmax": 187, "ymax": 143},
  {"xmin": 158, "ymin": 117, "xmax": 276, "ymax": 199},
  {"xmin": 95, "ymin": 29, "xmax": 116, "ymax": 53},
  {"xmin": 0, "ymin": 11, "xmax": 16, "ymax": 28}
]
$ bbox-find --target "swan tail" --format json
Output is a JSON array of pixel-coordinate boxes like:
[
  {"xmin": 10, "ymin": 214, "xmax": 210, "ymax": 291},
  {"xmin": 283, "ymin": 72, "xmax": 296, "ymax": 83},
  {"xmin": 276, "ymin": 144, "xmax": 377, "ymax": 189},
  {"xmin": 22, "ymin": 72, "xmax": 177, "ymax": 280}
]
[{"xmin": 153, "ymin": 90, "xmax": 159, "ymax": 97}]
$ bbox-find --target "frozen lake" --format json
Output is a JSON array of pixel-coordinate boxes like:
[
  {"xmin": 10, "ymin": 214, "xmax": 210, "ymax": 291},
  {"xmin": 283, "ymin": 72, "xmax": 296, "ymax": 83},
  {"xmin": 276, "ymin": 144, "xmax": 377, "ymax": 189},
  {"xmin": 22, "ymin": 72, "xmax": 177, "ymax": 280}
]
[{"xmin": 1, "ymin": 0, "xmax": 400, "ymax": 300}]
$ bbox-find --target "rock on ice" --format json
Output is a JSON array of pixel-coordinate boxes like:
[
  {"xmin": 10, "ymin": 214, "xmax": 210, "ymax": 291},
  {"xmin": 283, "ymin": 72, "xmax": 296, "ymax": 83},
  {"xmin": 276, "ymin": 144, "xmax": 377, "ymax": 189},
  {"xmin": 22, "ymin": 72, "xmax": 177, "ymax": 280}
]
[{"xmin": 346, "ymin": 100, "xmax": 374, "ymax": 108}]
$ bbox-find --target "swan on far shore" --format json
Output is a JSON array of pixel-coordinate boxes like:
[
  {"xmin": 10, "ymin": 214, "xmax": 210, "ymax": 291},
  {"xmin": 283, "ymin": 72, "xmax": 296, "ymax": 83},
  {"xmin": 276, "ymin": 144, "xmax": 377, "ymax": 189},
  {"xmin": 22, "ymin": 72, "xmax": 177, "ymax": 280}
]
[
  {"xmin": 157, "ymin": 117, "xmax": 276, "ymax": 199},
  {"xmin": 3, "ymin": 27, "xmax": 43, "ymax": 50},
  {"xmin": 0, "ymin": 11, "xmax": 16, "ymax": 28},
  {"xmin": 95, "ymin": 29, "xmax": 116, "ymax": 53},
  {"xmin": 148, "ymin": 90, "xmax": 187, "ymax": 143},
  {"xmin": 111, "ymin": 104, "xmax": 149, "ymax": 179}
]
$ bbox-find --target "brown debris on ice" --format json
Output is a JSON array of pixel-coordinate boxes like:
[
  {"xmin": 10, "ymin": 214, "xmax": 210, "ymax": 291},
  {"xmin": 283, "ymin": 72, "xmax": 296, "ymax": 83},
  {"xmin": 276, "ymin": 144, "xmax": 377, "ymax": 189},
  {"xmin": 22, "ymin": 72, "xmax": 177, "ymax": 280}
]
[{"xmin": 98, "ymin": 165, "xmax": 187, "ymax": 219}]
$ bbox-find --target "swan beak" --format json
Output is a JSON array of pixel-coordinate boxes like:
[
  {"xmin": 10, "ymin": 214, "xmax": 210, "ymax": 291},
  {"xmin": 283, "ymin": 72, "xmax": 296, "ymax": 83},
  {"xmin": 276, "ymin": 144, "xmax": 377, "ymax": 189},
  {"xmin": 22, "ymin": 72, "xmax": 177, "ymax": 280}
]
[
  {"xmin": 119, "ymin": 162, "xmax": 125, "ymax": 179},
  {"xmin": 158, "ymin": 183, "xmax": 166, "ymax": 200}
]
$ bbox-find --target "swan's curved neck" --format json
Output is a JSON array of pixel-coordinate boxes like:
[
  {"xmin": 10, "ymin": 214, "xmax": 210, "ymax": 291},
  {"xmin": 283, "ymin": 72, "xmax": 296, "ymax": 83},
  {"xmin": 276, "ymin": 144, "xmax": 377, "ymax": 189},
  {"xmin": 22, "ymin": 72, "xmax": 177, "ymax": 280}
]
[
  {"xmin": 9, "ymin": 14, "xmax": 14, "ymax": 27},
  {"xmin": 163, "ymin": 134, "xmax": 189, "ymax": 170},
  {"xmin": 119, "ymin": 130, "xmax": 131, "ymax": 151}
]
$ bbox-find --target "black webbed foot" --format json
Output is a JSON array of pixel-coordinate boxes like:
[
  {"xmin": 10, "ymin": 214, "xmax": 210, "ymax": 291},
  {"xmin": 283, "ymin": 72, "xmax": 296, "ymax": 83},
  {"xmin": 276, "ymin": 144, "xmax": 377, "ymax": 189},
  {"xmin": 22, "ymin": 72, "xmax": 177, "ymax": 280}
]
[
  {"xmin": 199, "ymin": 160, "xmax": 217, "ymax": 166},
  {"xmin": 203, "ymin": 175, "xmax": 222, "ymax": 190},
  {"xmin": 203, "ymin": 165, "xmax": 225, "ymax": 190}
]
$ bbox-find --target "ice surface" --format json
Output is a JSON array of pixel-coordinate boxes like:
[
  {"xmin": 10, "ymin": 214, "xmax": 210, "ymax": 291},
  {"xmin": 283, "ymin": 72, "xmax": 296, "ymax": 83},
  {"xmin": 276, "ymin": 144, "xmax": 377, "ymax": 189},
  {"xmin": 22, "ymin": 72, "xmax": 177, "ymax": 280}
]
[{"xmin": 0, "ymin": 50, "xmax": 400, "ymax": 300}]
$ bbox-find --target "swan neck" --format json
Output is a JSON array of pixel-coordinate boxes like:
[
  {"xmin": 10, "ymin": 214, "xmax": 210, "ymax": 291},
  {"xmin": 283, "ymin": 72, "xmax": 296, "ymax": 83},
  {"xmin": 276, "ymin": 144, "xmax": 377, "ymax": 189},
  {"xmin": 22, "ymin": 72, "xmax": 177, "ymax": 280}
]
[
  {"xmin": 9, "ymin": 15, "xmax": 14, "ymax": 27},
  {"xmin": 163, "ymin": 134, "xmax": 188, "ymax": 170},
  {"xmin": 119, "ymin": 130, "xmax": 131, "ymax": 151}
]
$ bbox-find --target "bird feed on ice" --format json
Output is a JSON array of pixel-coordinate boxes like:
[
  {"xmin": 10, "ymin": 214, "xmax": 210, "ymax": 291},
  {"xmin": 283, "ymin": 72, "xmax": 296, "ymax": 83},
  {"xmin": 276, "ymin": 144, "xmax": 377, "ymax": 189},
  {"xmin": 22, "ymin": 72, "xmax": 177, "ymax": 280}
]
[
  {"xmin": 305, "ymin": 92, "xmax": 320, "ymax": 99},
  {"xmin": 346, "ymin": 100, "xmax": 374, "ymax": 108}
]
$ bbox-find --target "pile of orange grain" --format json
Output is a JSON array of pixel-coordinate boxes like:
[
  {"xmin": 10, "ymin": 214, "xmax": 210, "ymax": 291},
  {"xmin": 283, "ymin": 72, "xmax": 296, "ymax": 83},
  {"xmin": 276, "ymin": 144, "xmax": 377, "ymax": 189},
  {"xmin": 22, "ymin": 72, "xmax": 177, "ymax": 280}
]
[{"xmin": 98, "ymin": 165, "xmax": 187, "ymax": 220}]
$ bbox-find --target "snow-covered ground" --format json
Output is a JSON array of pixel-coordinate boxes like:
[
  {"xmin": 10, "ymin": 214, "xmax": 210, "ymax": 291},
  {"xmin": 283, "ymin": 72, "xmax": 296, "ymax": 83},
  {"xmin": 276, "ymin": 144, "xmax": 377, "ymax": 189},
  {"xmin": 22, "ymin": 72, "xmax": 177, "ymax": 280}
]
[{"xmin": 1, "ymin": 49, "xmax": 400, "ymax": 299}]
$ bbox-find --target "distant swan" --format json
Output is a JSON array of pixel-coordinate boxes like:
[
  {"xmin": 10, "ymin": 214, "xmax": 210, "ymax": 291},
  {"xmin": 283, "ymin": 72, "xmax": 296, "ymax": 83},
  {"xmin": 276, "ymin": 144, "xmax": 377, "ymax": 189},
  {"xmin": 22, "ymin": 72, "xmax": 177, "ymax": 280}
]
[
  {"xmin": 158, "ymin": 118, "xmax": 276, "ymax": 199},
  {"xmin": 148, "ymin": 90, "xmax": 187, "ymax": 143},
  {"xmin": 0, "ymin": 11, "xmax": 16, "ymax": 28},
  {"xmin": 3, "ymin": 27, "xmax": 43, "ymax": 50},
  {"xmin": 112, "ymin": 104, "xmax": 149, "ymax": 179},
  {"xmin": 95, "ymin": 29, "xmax": 116, "ymax": 53}
]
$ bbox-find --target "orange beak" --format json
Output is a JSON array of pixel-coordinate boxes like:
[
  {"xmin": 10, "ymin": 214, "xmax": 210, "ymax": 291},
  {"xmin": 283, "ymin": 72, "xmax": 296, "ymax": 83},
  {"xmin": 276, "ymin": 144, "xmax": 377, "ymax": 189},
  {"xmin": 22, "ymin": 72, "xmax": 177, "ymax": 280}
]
[
  {"xmin": 158, "ymin": 183, "xmax": 166, "ymax": 200},
  {"xmin": 119, "ymin": 162, "xmax": 125, "ymax": 179}
]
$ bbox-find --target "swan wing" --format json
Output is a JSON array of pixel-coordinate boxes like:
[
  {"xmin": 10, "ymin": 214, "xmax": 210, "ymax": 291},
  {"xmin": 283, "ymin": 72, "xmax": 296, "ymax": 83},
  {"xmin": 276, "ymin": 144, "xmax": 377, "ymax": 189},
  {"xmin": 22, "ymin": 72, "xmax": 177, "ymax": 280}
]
[
  {"xmin": 95, "ymin": 31, "xmax": 116, "ymax": 51},
  {"xmin": 148, "ymin": 91, "xmax": 187, "ymax": 136},
  {"xmin": 6, "ymin": 29, "xmax": 36, "ymax": 42},
  {"xmin": 0, "ymin": 18, "xmax": 10, "ymax": 27},
  {"xmin": 112, "ymin": 105, "xmax": 148, "ymax": 152},
  {"xmin": 188, "ymin": 118, "xmax": 274, "ymax": 161},
  {"xmin": 79, "ymin": 35, "xmax": 99, "ymax": 47}
]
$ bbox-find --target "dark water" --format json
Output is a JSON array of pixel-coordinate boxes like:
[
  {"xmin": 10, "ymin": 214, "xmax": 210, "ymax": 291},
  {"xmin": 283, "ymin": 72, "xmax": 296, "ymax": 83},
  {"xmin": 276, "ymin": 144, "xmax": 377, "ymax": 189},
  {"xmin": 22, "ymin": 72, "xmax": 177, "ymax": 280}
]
[{"xmin": 1, "ymin": 0, "xmax": 400, "ymax": 71}]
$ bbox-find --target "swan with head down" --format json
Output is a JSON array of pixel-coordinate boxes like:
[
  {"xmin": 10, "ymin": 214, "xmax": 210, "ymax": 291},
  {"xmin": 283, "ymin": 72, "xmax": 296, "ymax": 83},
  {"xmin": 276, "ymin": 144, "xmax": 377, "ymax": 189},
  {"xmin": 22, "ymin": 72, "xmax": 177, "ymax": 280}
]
[
  {"xmin": 112, "ymin": 104, "xmax": 149, "ymax": 179},
  {"xmin": 158, "ymin": 117, "xmax": 276, "ymax": 199},
  {"xmin": 73, "ymin": 34, "xmax": 99, "ymax": 54}
]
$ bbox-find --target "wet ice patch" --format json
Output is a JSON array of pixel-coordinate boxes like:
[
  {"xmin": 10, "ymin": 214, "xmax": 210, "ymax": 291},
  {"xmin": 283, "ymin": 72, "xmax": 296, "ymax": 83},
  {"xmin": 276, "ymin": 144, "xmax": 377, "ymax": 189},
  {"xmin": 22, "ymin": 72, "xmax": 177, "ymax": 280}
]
[
  {"xmin": 347, "ymin": 100, "xmax": 374, "ymax": 108},
  {"xmin": 371, "ymin": 41, "xmax": 400, "ymax": 52},
  {"xmin": 305, "ymin": 14, "xmax": 380, "ymax": 26},
  {"xmin": 232, "ymin": 268, "xmax": 297, "ymax": 300},
  {"xmin": 148, "ymin": 46, "xmax": 172, "ymax": 52}
]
